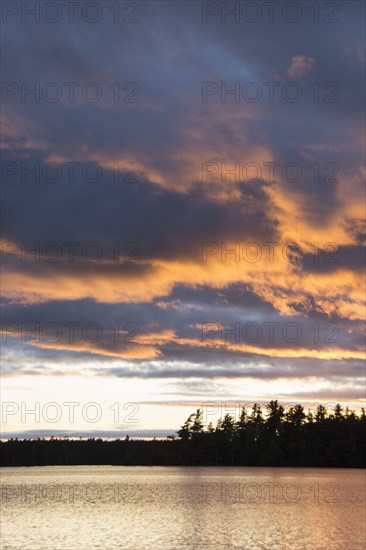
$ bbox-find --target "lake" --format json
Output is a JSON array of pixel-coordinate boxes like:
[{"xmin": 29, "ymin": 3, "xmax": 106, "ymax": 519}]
[{"xmin": 1, "ymin": 466, "xmax": 365, "ymax": 549}]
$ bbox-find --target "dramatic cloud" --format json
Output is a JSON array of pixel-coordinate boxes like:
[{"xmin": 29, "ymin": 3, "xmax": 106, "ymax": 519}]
[{"xmin": 1, "ymin": 1, "xmax": 365, "ymax": 435}]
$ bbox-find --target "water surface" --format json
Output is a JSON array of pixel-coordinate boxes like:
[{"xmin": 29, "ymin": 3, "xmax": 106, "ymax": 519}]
[{"xmin": 1, "ymin": 466, "xmax": 365, "ymax": 549}]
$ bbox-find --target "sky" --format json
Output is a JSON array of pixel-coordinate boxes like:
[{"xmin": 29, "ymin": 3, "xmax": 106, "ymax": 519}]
[{"xmin": 1, "ymin": 0, "xmax": 365, "ymax": 438}]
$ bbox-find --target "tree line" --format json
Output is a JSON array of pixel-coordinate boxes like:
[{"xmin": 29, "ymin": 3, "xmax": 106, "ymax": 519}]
[{"xmin": 1, "ymin": 401, "xmax": 365, "ymax": 467}]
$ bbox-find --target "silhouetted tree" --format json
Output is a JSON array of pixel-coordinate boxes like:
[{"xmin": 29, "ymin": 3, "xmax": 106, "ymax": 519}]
[{"xmin": 1, "ymin": 401, "xmax": 364, "ymax": 468}]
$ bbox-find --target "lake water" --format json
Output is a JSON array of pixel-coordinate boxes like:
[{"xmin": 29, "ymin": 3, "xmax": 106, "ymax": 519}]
[{"xmin": 1, "ymin": 466, "xmax": 365, "ymax": 549}]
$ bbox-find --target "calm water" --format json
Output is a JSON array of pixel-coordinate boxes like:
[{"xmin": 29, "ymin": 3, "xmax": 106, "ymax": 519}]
[{"xmin": 1, "ymin": 466, "xmax": 365, "ymax": 549}]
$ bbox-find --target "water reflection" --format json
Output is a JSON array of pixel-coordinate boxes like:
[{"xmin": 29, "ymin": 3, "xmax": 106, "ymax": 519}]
[{"xmin": 1, "ymin": 466, "xmax": 365, "ymax": 549}]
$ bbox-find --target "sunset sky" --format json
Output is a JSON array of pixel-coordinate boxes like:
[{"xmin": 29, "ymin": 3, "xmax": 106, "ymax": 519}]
[{"xmin": 1, "ymin": 1, "xmax": 365, "ymax": 438}]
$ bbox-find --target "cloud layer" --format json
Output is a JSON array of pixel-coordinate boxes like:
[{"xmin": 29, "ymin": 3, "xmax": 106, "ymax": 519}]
[{"xmin": 1, "ymin": 1, "xmax": 365, "ymax": 433}]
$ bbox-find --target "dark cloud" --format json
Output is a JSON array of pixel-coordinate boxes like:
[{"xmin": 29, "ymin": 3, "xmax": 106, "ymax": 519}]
[
  {"xmin": 1, "ymin": 0, "xmax": 364, "ymax": 419},
  {"xmin": 1, "ymin": 289, "xmax": 364, "ymax": 365},
  {"xmin": 302, "ymin": 245, "xmax": 365, "ymax": 274},
  {"xmin": 2, "ymin": 151, "xmax": 277, "ymax": 263}
]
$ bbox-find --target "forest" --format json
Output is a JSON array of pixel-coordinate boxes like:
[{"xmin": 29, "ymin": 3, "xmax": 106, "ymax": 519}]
[{"xmin": 1, "ymin": 401, "xmax": 365, "ymax": 467}]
